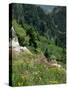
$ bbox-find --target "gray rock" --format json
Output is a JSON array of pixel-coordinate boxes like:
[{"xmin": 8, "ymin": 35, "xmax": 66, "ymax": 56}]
[{"xmin": 9, "ymin": 27, "xmax": 32, "ymax": 54}]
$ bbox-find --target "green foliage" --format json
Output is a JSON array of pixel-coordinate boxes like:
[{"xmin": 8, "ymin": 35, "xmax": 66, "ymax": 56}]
[
  {"xmin": 12, "ymin": 20, "xmax": 29, "ymax": 46},
  {"xmin": 12, "ymin": 3, "xmax": 66, "ymax": 48},
  {"xmin": 12, "ymin": 19, "xmax": 66, "ymax": 64},
  {"xmin": 26, "ymin": 27, "xmax": 38, "ymax": 49},
  {"xmin": 12, "ymin": 52, "xmax": 66, "ymax": 86},
  {"xmin": 47, "ymin": 44, "xmax": 66, "ymax": 63},
  {"xmin": 50, "ymin": 55, "xmax": 56, "ymax": 60},
  {"xmin": 10, "ymin": 4, "xmax": 66, "ymax": 86},
  {"xmin": 44, "ymin": 48, "xmax": 50, "ymax": 59}
]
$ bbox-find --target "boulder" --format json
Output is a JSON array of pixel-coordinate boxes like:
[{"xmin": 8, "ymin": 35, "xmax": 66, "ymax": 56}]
[{"xmin": 51, "ymin": 63, "xmax": 61, "ymax": 68}]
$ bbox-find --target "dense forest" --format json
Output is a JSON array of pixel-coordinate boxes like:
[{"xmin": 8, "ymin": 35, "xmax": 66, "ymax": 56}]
[
  {"xmin": 9, "ymin": 3, "xmax": 66, "ymax": 86},
  {"xmin": 12, "ymin": 4, "xmax": 66, "ymax": 48}
]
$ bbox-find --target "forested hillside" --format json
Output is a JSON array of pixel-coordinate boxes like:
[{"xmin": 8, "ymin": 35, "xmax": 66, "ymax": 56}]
[
  {"xmin": 12, "ymin": 4, "xmax": 66, "ymax": 48},
  {"xmin": 9, "ymin": 3, "xmax": 66, "ymax": 86}
]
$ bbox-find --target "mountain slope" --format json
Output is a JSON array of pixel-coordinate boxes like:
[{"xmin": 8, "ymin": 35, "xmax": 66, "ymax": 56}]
[
  {"xmin": 11, "ymin": 4, "xmax": 66, "ymax": 48},
  {"xmin": 9, "ymin": 4, "xmax": 66, "ymax": 86}
]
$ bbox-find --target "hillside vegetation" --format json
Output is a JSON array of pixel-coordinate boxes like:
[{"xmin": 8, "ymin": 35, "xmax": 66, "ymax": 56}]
[
  {"xmin": 9, "ymin": 4, "xmax": 66, "ymax": 86},
  {"xmin": 12, "ymin": 52, "xmax": 66, "ymax": 86}
]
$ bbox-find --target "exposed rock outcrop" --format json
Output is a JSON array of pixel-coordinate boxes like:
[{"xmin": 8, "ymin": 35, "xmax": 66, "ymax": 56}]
[{"xmin": 9, "ymin": 27, "xmax": 31, "ymax": 54}]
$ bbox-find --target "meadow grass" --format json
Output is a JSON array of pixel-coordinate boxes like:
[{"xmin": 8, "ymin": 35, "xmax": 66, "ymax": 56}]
[{"xmin": 11, "ymin": 52, "xmax": 66, "ymax": 86}]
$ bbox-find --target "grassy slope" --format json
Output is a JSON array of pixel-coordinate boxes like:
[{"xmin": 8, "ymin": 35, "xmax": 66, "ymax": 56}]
[
  {"xmin": 12, "ymin": 52, "xmax": 66, "ymax": 86},
  {"xmin": 11, "ymin": 20, "xmax": 66, "ymax": 86}
]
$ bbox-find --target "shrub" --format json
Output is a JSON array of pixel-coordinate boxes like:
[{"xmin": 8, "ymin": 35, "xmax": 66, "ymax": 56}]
[
  {"xmin": 44, "ymin": 48, "xmax": 51, "ymax": 61},
  {"xmin": 50, "ymin": 55, "xmax": 56, "ymax": 60}
]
